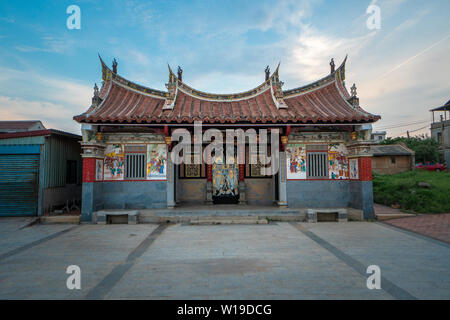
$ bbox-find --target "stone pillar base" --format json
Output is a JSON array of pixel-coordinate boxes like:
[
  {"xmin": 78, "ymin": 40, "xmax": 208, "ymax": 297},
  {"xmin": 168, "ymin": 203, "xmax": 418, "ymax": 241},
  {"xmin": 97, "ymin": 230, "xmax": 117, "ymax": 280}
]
[
  {"xmin": 238, "ymin": 181, "xmax": 247, "ymax": 205},
  {"xmin": 205, "ymin": 181, "xmax": 213, "ymax": 204}
]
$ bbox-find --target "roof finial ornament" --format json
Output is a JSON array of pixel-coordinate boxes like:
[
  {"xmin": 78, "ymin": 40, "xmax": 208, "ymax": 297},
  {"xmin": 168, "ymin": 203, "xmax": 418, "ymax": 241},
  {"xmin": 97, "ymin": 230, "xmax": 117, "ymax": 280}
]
[
  {"xmin": 92, "ymin": 83, "xmax": 101, "ymax": 107},
  {"xmin": 351, "ymin": 83, "xmax": 357, "ymax": 97},
  {"xmin": 330, "ymin": 58, "xmax": 335, "ymax": 73},
  {"xmin": 112, "ymin": 58, "xmax": 118, "ymax": 74},
  {"xmin": 265, "ymin": 66, "xmax": 270, "ymax": 81},
  {"xmin": 93, "ymin": 83, "xmax": 99, "ymax": 97},
  {"xmin": 177, "ymin": 66, "xmax": 183, "ymax": 82}
]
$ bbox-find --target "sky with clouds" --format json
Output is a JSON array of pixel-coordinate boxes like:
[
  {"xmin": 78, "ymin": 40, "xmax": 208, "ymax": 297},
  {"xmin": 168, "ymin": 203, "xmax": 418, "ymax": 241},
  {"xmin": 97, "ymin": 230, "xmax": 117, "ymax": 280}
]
[{"xmin": 0, "ymin": 0, "xmax": 449, "ymax": 136}]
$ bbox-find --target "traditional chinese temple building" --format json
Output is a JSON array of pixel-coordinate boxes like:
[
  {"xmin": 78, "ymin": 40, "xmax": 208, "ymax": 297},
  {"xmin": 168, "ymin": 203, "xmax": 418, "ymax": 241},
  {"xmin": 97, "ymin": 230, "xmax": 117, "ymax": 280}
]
[{"xmin": 74, "ymin": 56, "xmax": 380, "ymax": 222}]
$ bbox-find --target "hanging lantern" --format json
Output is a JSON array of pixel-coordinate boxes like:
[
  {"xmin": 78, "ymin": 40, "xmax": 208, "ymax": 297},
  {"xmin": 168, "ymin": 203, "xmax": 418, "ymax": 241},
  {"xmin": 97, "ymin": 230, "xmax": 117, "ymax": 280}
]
[{"xmin": 96, "ymin": 132, "xmax": 103, "ymax": 141}]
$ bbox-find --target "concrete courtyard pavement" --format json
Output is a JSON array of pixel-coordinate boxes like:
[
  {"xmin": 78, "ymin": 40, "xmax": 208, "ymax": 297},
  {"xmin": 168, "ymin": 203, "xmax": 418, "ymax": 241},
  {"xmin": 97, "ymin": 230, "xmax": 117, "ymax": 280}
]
[{"xmin": 0, "ymin": 219, "xmax": 449, "ymax": 300}]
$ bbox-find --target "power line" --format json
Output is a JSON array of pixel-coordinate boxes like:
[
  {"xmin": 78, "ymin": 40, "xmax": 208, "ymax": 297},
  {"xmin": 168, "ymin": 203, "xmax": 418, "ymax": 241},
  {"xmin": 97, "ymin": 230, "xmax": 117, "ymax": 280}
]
[
  {"xmin": 374, "ymin": 119, "xmax": 430, "ymax": 130},
  {"xmin": 393, "ymin": 125, "xmax": 429, "ymax": 138}
]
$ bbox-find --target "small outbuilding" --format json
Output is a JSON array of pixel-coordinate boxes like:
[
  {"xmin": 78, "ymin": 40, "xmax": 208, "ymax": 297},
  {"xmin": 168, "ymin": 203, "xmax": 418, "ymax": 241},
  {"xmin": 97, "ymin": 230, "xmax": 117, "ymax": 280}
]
[
  {"xmin": 371, "ymin": 144, "xmax": 415, "ymax": 175},
  {"xmin": 0, "ymin": 128, "xmax": 82, "ymax": 216}
]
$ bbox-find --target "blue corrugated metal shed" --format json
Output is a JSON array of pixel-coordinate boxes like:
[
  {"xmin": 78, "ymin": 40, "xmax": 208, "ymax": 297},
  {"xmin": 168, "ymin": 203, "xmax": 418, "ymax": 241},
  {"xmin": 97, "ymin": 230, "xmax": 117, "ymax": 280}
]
[{"xmin": 0, "ymin": 129, "xmax": 81, "ymax": 216}]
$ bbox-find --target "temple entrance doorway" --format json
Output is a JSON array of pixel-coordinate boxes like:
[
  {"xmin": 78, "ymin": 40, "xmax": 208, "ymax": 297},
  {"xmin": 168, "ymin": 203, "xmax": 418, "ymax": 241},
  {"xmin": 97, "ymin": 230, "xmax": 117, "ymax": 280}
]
[{"xmin": 212, "ymin": 149, "xmax": 239, "ymax": 204}]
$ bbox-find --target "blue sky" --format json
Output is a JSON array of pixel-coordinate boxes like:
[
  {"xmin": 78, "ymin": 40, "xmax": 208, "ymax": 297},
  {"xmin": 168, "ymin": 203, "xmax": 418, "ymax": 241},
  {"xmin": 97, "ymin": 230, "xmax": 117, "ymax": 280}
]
[{"xmin": 0, "ymin": 0, "xmax": 449, "ymax": 136}]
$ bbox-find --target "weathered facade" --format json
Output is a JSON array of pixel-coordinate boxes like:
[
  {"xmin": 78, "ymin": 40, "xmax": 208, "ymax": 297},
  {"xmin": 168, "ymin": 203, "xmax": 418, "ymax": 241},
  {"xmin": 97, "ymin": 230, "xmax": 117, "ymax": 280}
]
[
  {"xmin": 430, "ymin": 100, "xmax": 450, "ymax": 170},
  {"xmin": 371, "ymin": 144, "xmax": 415, "ymax": 175},
  {"xmin": 0, "ymin": 129, "xmax": 82, "ymax": 216},
  {"xmin": 74, "ymin": 56, "xmax": 380, "ymax": 222}
]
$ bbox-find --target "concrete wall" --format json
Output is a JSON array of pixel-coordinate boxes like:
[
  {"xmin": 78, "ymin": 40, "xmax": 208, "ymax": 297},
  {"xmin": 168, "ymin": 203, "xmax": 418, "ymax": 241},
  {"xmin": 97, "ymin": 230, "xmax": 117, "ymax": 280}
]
[
  {"xmin": 43, "ymin": 184, "xmax": 81, "ymax": 213},
  {"xmin": 349, "ymin": 181, "xmax": 374, "ymax": 219},
  {"xmin": 246, "ymin": 178, "xmax": 274, "ymax": 206},
  {"xmin": 372, "ymin": 156, "xmax": 411, "ymax": 175},
  {"xmin": 81, "ymin": 181, "xmax": 167, "ymax": 222},
  {"xmin": 286, "ymin": 180, "xmax": 374, "ymax": 219},
  {"xmin": 177, "ymin": 179, "xmax": 206, "ymax": 204},
  {"xmin": 286, "ymin": 180, "xmax": 350, "ymax": 208}
]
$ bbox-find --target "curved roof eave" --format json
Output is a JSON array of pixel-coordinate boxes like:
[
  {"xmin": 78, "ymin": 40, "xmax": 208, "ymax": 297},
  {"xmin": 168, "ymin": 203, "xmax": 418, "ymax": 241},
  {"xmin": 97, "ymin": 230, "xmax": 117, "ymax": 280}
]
[{"xmin": 283, "ymin": 55, "xmax": 348, "ymax": 98}]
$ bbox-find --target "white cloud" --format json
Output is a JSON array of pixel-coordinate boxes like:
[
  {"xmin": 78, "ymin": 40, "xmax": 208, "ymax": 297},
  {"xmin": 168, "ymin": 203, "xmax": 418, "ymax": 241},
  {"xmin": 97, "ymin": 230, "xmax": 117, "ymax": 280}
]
[
  {"xmin": 0, "ymin": 67, "xmax": 91, "ymax": 134},
  {"xmin": 15, "ymin": 36, "xmax": 74, "ymax": 54}
]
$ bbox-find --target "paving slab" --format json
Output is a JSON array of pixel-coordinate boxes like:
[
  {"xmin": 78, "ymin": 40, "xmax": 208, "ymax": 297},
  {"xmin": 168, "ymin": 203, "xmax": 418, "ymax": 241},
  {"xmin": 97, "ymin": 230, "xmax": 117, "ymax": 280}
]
[
  {"xmin": 302, "ymin": 222, "xmax": 450, "ymax": 299},
  {"xmin": 0, "ymin": 224, "xmax": 158, "ymax": 299},
  {"xmin": 106, "ymin": 223, "xmax": 391, "ymax": 300},
  {"xmin": 0, "ymin": 220, "xmax": 448, "ymax": 300}
]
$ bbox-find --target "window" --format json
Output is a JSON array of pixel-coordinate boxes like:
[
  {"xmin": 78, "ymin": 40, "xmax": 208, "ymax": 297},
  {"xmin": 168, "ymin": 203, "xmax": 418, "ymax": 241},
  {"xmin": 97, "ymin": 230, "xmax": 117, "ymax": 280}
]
[
  {"xmin": 179, "ymin": 152, "xmax": 206, "ymax": 179},
  {"xmin": 125, "ymin": 153, "xmax": 146, "ymax": 179},
  {"xmin": 437, "ymin": 132, "xmax": 442, "ymax": 143},
  {"xmin": 391, "ymin": 157, "xmax": 396, "ymax": 164},
  {"xmin": 245, "ymin": 145, "xmax": 272, "ymax": 178},
  {"xmin": 307, "ymin": 152, "xmax": 328, "ymax": 179},
  {"xmin": 66, "ymin": 160, "xmax": 78, "ymax": 184}
]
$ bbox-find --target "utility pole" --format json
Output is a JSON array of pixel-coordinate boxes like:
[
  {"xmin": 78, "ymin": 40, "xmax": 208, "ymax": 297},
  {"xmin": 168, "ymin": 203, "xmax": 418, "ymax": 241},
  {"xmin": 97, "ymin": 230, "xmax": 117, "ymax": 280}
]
[
  {"xmin": 407, "ymin": 131, "xmax": 410, "ymax": 138},
  {"xmin": 441, "ymin": 115, "xmax": 446, "ymax": 167}
]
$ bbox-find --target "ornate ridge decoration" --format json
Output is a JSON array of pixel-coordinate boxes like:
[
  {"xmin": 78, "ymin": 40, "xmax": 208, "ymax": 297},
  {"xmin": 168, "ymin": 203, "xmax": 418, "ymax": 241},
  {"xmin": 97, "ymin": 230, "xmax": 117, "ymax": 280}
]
[
  {"xmin": 99, "ymin": 55, "xmax": 168, "ymax": 98},
  {"xmin": 283, "ymin": 56, "xmax": 348, "ymax": 98},
  {"xmin": 98, "ymin": 54, "xmax": 351, "ymax": 104},
  {"xmin": 173, "ymin": 66, "xmax": 273, "ymax": 101}
]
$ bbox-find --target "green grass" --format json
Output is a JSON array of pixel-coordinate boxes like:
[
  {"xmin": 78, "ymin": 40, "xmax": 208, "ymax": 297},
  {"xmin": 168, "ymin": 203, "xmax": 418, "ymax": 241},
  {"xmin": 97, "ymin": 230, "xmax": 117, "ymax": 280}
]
[{"xmin": 373, "ymin": 170, "xmax": 450, "ymax": 214}]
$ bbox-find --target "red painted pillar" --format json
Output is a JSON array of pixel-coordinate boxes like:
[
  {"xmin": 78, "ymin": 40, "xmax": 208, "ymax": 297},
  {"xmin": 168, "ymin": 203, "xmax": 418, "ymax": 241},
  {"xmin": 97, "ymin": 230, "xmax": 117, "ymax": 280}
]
[
  {"xmin": 358, "ymin": 157, "xmax": 372, "ymax": 181},
  {"xmin": 82, "ymin": 158, "xmax": 96, "ymax": 183}
]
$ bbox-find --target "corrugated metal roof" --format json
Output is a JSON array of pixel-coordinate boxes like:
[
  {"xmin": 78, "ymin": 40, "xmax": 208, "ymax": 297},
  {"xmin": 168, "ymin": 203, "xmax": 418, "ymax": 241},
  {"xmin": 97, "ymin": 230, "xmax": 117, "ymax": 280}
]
[
  {"xmin": 0, "ymin": 129, "xmax": 81, "ymax": 140},
  {"xmin": 0, "ymin": 120, "xmax": 44, "ymax": 131}
]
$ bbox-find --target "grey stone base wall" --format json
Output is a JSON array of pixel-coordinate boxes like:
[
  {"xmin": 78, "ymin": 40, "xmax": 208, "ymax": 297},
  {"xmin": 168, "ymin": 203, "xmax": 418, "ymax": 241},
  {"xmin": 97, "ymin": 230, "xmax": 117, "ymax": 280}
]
[
  {"xmin": 286, "ymin": 180, "xmax": 374, "ymax": 220},
  {"xmin": 349, "ymin": 181, "xmax": 374, "ymax": 219},
  {"xmin": 82, "ymin": 181, "xmax": 167, "ymax": 222},
  {"xmin": 287, "ymin": 180, "xmax": 350, "ymax": 208}
]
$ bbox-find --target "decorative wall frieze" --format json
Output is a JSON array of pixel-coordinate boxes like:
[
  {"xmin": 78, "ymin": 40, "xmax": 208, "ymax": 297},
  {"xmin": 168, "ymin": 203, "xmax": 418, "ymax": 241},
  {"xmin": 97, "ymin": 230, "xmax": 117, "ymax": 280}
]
[
  {"xmin": 288, "ymin": 132, "xmax": 347, "ymax": 143},
  {"xmin": 80, "ymin": 141, "xmax": 106, "ymax": 158},
  {"xmin": 102, "ymin": 132, "xmax": 165, "ymax": 144}
]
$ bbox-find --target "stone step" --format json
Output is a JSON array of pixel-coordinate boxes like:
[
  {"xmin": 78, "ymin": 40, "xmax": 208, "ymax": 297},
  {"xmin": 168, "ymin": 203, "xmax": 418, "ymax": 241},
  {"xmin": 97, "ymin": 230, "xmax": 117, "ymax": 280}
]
[
  {"xmin": 40, "ymin": 215, "xmax": 81, "ymax": 224},
  {"xmin": 190, "ymin": 217, "xmax": 268, "ymax": 225},
  {"xmin": 138, "ymin": 213, "xmax": 305, "ymax": 224}
]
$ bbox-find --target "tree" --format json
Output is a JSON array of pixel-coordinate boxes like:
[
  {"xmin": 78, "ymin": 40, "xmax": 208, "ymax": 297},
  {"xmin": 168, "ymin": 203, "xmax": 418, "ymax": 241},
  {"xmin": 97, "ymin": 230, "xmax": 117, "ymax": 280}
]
[{"xmin": 379, "ymin": 136, "xmax": 441, "ymax": 163}]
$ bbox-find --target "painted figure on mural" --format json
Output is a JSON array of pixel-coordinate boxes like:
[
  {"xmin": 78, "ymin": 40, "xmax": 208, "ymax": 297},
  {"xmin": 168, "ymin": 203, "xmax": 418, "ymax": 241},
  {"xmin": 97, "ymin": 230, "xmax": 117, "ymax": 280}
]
[
  {"xmin": 286, "ymin": 144, "xmax": 307, "ymax": 179},
  {"xmin": 147, "ymin": 144, "xmax": 167, "ymax": 180},
  {"xmin": 104, "ymin": 144, "xmax": 124, "ymax": 180},
  {"xmin": 328, "ymin": 144, "xmax": 349, "ymax": 180},
  {"xmin": 213, "ymin": 155, "xmax": 239, "ymax": 196}
]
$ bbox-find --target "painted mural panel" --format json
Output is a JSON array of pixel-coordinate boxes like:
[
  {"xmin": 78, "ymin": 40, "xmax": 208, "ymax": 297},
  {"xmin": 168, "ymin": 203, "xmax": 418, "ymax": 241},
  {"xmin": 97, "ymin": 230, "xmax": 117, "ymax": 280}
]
[
  {"xmin": 328, "ymin": 144, "xmax": 349, "ymax": 180},
  {"xmin": 147, "ymin": 144, "xmax": 167, "ymax": 180},
  {"xmin": 95, "ymin": 159, "xmax": 103, "ymax": 181},
  {"xmin": 104, "ymin": 144, "xmax": 124, "ymax": 180},
  {"xmin": 212, "ymin": 154, "xmax": 239, "ymax": 197},
  {"xmin": 286, "ymin": 144, "xmax": 307, "ymax": 180},
  {"xmin": 349, "ymin": 158, "xmax": 359, "ymax": 180}
]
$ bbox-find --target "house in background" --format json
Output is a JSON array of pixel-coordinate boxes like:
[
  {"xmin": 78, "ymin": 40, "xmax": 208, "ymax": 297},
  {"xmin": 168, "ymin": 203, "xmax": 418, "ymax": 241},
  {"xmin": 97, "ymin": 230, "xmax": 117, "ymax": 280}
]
[
  {"xmin": 430, "ymin": 99, "xmax": 450, "ymax": 171},
  {"xmin": 371, "ymin": 144, "xmax": 415, "ymax": 175},
  {"xmin": 0, "ymin": 120, "xmax": 46, "ymax": 133},
  {"xmin": 371, "ymin": 131, "xmax": 386, "ymax": 143},
  {"xmin": 0, "ymin": 126, "xmax": 82, "ymax": 216}
]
